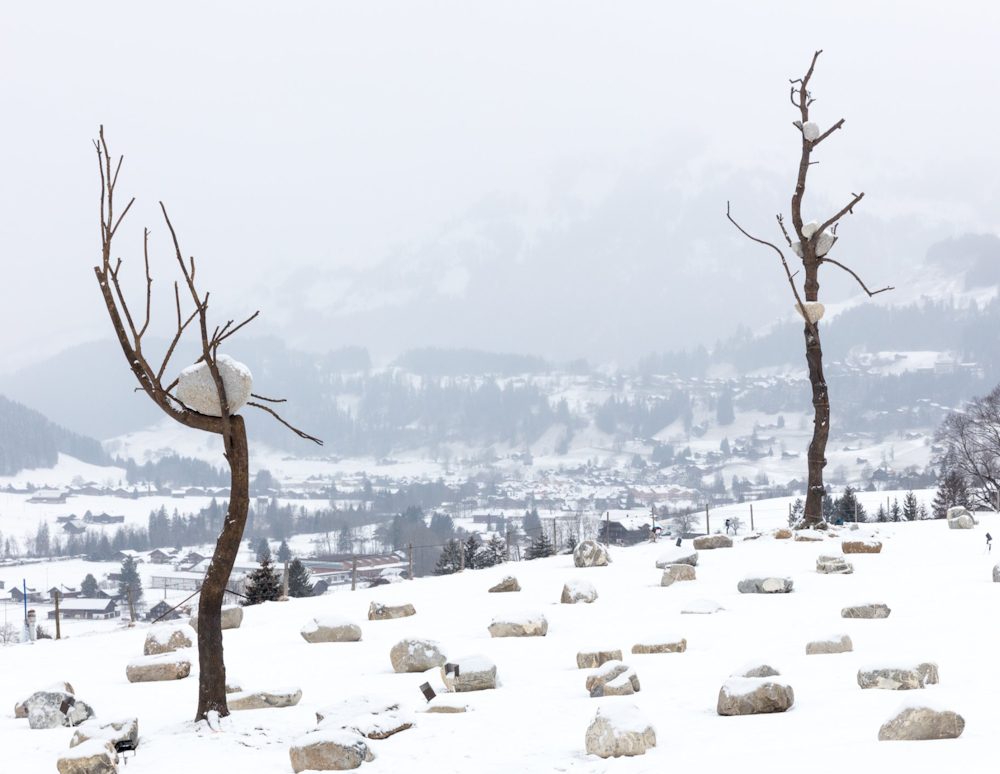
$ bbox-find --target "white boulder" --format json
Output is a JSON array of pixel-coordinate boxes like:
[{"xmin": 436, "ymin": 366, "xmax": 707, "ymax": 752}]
[{"xmin": 175, "ymin": 355, "xmax": 253, "ymax": 417}]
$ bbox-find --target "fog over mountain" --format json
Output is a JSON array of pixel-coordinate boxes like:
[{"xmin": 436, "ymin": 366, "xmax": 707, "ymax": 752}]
[{"xmin": 2, "ymin": 1, "xmax": 999, "ymax": 371}]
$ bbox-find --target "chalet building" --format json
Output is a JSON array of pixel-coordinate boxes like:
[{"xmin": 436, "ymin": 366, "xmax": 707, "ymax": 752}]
[
  {"xmin": 27, "ymin": 489, "xmax": 68, "ymax": 504},
  {"xmin": 62, "ymin": 522, "xmax": 87, "ymax": 535},
  {"xmin": 145, "ymin": 600, "xmax": 181, "ymax": 622},
  {"xmin": 48, "ymin": 598, "xmax": 119, "ymax": 620},
  {"xmin": 148, "ymin": 549, "xmax": 172, "ymax": 564},
  {"xmin": 597, "ymin": 514, "xmax": 651, "ymax": 546},
  {"xmin": 84, "ymin": 512, "xmax": 125, "ymax": 525},
  {"xmin": 9, "ymin": 586, "xmax": 45, "ymax": 604},
  {"xmin": 48, "ymin": 585, "xmax": 80, "ymax": 600}
]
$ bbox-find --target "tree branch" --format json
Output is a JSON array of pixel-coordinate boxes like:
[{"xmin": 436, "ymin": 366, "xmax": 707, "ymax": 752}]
[
  {"xmin": 817, "ymin": 192, "xmax": 864, "ymax": 236},
  {"xmin": 247, "ymin": 401, "xmax": 324, "ymax": 445},
  {"xmin": 812, "ymin": 118, "xmax": 845, "ymax": 147},
  {"xmin": 818, "ymin": 257, "xmax": 894, "ymax": 297}
]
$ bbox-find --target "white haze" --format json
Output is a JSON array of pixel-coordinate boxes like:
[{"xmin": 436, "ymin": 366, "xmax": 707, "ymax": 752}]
[{"xmin": 1, "ymin": 0, "xmax": 999, "ymax": 369}]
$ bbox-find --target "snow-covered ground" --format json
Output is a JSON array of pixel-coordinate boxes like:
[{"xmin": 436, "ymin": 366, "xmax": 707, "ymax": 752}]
[{"xmin": 2, "ymin": 508, "xmax": 997, "ymax": 773}]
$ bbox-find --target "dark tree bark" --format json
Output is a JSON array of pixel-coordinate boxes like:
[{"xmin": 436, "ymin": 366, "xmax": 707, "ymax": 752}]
[
  {"xmin": 93, "ymin": 127, "xmax": 320, "ymax": 722},
  {"xmin": 726, "ymin": 52, "xmax": 892, "ymax": 529}
]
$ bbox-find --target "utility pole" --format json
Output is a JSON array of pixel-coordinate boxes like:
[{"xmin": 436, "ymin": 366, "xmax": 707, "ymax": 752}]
[
  {"xmin": 551, "ymin": 519, "xmax": 557, "ymax": 550},
  {"xmin": 605, "ymin": 511, "xmax": 610, "ymax": 545},
  {"xmin": 351, "ymin": 556, "xmax": 357, "ymax": 591},
  {"xmin": 407, "ymin": 543, "xmax": 413, "ymax": 580},
  {"xmin": 750, "ymin": 503, "xmax": 755, "ymax": 532},
  {"xmin": 54, "ymin": 592, "xmax": 61, "ymax": 640},
  {"xmin": 281, "ymin": 560, "xmax": 289, "ymax": 600},
  {"xmin": 705, "ymin": 503, "xmax": 710, "ymax": 535}
]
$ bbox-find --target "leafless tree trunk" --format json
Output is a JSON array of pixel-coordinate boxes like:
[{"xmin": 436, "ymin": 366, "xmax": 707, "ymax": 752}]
[
  {"xmin": 93, "ymin": 127, "xmax": 321, "ymax": 721},
  {"xmin": 726, "ymin": 51, "xmax": 892, "ymax": 528}
]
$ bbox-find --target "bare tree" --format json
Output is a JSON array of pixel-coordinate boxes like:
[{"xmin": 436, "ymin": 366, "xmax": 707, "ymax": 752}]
[
  {"xmin": 93, "ymin": 127, "xmax": 321, "ymax": 722},
  {"xmin": 726, "ymin": 51, "xmax": 892, "ymax": 529},
  {"xmin": 935, "ymin": 385, "xmax": 1000, "ymax": 511}
]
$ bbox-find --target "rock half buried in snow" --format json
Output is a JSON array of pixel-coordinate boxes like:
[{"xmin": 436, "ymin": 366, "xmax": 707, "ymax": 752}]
[
  {"xmin": 631, "ymin": 637, "xmax": 686, "ymax": 655},
  {"xmin": 126, "ymin": 651, "xmax": 192, "ymax": 683},
  {"xmin": 717, "ymin": 678, "xmax": 794, "ymax": 715},
  {"xmin": 737, "ymin": 577, "xmax": 794, "ymax": 594},
  {"xmin": 561, "ymin": 579, "xmax": 598, "ymax": 604},
  {"xmin": 488, "ymin": 575, "xmax": 520, "ymax": 593},
  {"xmin": 289, "ymin": 729, "xmax": 374, "ymax": 772},
  {"xmin": 189, "ymin": 604, "xmax": 243, "ymax": 631},
  {"xmin": 229, "ymin": 688, "xmax": 302, "ymax": 710},
  {"xmin": 488, "ymin": 611, "xmax": 548, "ymax": 637},
  {"xmin": 57, "ymin": 739, "xmax": 118, "ymax": 774},
  {"xmin": 144, "ymin": 624, "xmax": 193, "ymax": 656},
  {"xmin": 842, "ymin": 539, "xmax": 882, "ymax": 554},
  {"xmin": 573, "ymin": 540, "xmax": 610, "ymax": 567},
  {"xmin": 806, "ymin": 634, "xmax": 853, "ymax": 655},
  {"xmin": 793, "ymin": 531, "xmax": 825, "ymax": 542},
  {"xmin": 693, "ymin": 534, "xmax": 733, "ymax": 550},
  {"xmin": 878, "ymin": 705, "xmax": 965, "ymax": 741},
  {"xmin": 660, "ymin": 564, "xmax": 696, "ymax": 586},
  {"xmin": 586, "ymin": 661, "xmax": 640, "ymax": 697},
  {"xmin": 681, "ymin": 599, "xmax": 724, "ymax": 615},
  {"xmin": 389, "ymin": 638, "xmax": 446, "ymax": 673},
  {"xmin": 994, "ymin": 564, "xmax": 1000, "ymax": 583},
  {"xmin": 15, "ymin": 682, "xmax": 75, "ymax": 719},
  {"xmin": 734, "ymin": 663, "xmax": 780, "ymax": 678},
  {"xmin": 577, "ymin": 649, "xmax": 622, "ymax": 669},
  {"xmin": 857, "ymin": 663, "xmax": 939, "ymax": 691},
  {"xmin": 773, "ymin": 528, "xmax": 792, "ymax": 540},
  {"xmin": 368, "ymin": 602, "xmax": 415, "ymax": 621},
  {"xmin": 441, "ymin": 654, "xmax": 497, "ymax": 692},
  {"xmin": 345, "ymin": 709, "xmax": 414, "ymax": 740},
  {"xmin": 301, "ymin": 616, "xmax": 362, "ymax": 643},
  {"xmin": 70, "ymin": 717, "xmax": 139, "ymax": 750},
  {"xmin": 585, "ymin": 704, "xmax": 656, "ymax": 758},
  {"xmin": 25, "ymin": 690, "xmax": 94, "ymax": 729},
  {"xmin": 841, "ymin": 603, "xmax": 891, "ymax": 619},
  {"xmin": 655, "ymin": 548, "xmax": 698, "ymax": 568},
  {"xmin": 175, "ymin": 354, "xmax": 253, "ymax": 416},
  {"xmin": 816, "ymin": 555, "xmax": 854, "ymax": 574}
]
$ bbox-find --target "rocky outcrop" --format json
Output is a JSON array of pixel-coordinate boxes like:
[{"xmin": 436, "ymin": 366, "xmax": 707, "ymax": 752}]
[
  {"xmin": 655, "ymin": 548, "xmax": 698, "ymax": 568},
  {"xmin": 488, "ymin": 576, "xmax": 520, "ymax": 593},
  {"xmin": 842, "ymin": 540, "xmax": 882, "ymax": 554},
  {"xmin": 841, "ymin": 603, "xmax": 891, "ymax": 619},
  {"xmin": 631, "ymin": 638, "xmax": 686, "ymax": 654},
  {"xmin": 301, "ymin": 617, "xmax": 363, "ymax": 643},
  {"xmin": 229, "ymin": 688, "xmax": 302, "ymax": 710},
  {"xmin": 585, "ymin": 661, "xmax": 639, "ymax": 697},
  {"xmin": 441, "ymin": 655, "xmax": 497, "ymax": 692},
  {"xmin": 488, "ymin": 612, "xmax": 548, "ymax": 637},
  {"xmin": 367, "ymin": 602, "xmax": 416, "ymax": 621},
  {"xmin": 806, "ymin": 634, "xmax": 853, "ymax": 655},
  {"xmin": 125, "ymin": 651, "xmax": 192, "ymax": 683},
  {"xmin": 143, "ymin": 625, "xmax": 193, "ymax": 656},
  {"xmin": 561, "ymin": 580, "xmax": 598, "ymax": 604},
  {"xmin": 878, "ymin": 706, "xmax": 965, "ymax": 741},
  {"xmin": 576, "ymin": 649, "xmax": 622, "ymax": 669},
  {"xmin": 289, "ymin": 730, "xmax": 374, "ymax": 772},
  {"xmin": 389, "ymin": 639, "xmax": 446, "ymax": 673},
  {"xmin": 585, "ymin": 704, "xmax": 656, "ymax": 758},
  {"xmin": 858, "ymin": 663, "xmax": 939, "ymax": 690},
  {"xmin": 692, "ymin": 535, "xmax": 732, "ymax": 550},
  {"xmin": 717, "ymin": 678, "xmax": 794, "ymax": 715},
  {"xmin": 57, "ymin": 740, "xmax": 118, "ymax": 774},
  {"xmin": 737, "ymin": 577, "xmax": 793, "ymax": 594},
  {"xmin": 70, "ymin": 718, "xmax": 139, "ymax": 750},
  {"xmin": 816, "ymin": 555, "xmax": 854, "ymax": 574},
  {"xmin": 573, "ymin": 540, "xmax": 610, "ymax": 568},
  {"xmin": 660, "ymin": 564, "xmax": 696, "ymax": 586}
]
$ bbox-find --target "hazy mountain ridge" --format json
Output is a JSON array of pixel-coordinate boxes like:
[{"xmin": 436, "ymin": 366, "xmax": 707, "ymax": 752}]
[{"xmin": 0, "ymin": 394, "xmax": 109, "ymax": 475}]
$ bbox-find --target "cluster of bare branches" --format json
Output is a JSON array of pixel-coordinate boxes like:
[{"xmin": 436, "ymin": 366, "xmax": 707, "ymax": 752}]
[{"xmin": 935, "ymin": 385, "xmax": 1000, "ymax": 511}]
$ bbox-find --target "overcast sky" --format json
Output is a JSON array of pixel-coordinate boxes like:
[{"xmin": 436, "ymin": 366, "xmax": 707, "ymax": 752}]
[{"xmin": 2, "ymin": 1, "xmax": 998, "ymax": 370}]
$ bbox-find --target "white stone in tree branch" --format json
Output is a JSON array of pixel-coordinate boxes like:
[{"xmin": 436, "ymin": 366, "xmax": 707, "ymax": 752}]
[
  {"xmin": 803, "ymin": 122, "xmax": 820, "ymax": 141},
  {"xmin": 794, "ymin": 302, "xmax": 825, "ymax": 323},
  {"xmin": 175, "ymin": 355, "xmax": 253, "ymax": 416},
  {"xmin": 801, "ymin": 221, "xmax": 819, "ymax": 238}
]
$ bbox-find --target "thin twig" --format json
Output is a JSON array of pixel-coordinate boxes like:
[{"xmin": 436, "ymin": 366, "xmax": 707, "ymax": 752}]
[
  {"xmin": 817, "ymin": 192, "xmax": 864, "ymax": 236},
  {"xmin": 250, "ymin": 393, "xmax": 288, "ymax": 404},
  {"xmin": 819, "ymin": 257, "xmax": 894, "ymax": 297},
  {"xmin": 247, "ymin": 401, "xmax": 324, "ymax": 445}
]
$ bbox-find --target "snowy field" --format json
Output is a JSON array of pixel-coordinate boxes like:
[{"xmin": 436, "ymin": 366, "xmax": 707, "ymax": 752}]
[{"xmin": 2, "ymin": 507, "xmax": 998, "ymax": 773}]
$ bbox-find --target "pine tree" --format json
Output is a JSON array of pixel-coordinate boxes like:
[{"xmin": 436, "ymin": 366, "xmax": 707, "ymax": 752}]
[
  {"xmin": 287, "ymin": 558, "xmax": 313, "ymax": 597},
  {"xmin": 118, "ymin": 556, "xmax": 143, "ymax": 603},
  {"xmin": 434, "ymin": 539, "xmax": 463, "ymax": 575},
  {"xmin": 526, "ymin": 532, "xmax": 554, "ymax": 560},
  {"xmin": 80, "ymin": 573, "xmax": 99, "ymax": 597},
  {"xmin": 565, "ymin": 532, "xmax": 578, "ymax": 552},
  {"xmin": 875, "ymin": 503, "xmax": 888, "ymax": 523},
  {"xmin": 338, "ymin": 524, "xmax": 353, "ymax": 553},
  {"xmin": 902, "ymin": 491, "xmax": 919, "ymax": 521},
  {"xmin": 464, "ymin": 534, "xmax": 483, "ymax": 569},
  {"xmin": 917, "ymin": 502, "xmax": 929, "ymax": 520},
  {"xmin": 276, "ymin": 539, "xmax": 292, "ymax": 563},
  {"xmin": 889, "ymin": 498, "xmax": 902, "ymax": 522},
  {"xmin": 931, "ymin": 470, "xmax": 970, "ymax": 518},
  {"xmin": 522, "ymin": 508, "xmax": 542, "ymax": 540},
  {"xmin": 243, "ymin": 555, "xmax": 281, "ymax": 605},
  {"xmin": 485, "ymin": 534, "xmax": 507, "ymax": 566},
  {"xmin": 255, "ymin": 537, "xmax": 272, "ymax": 563},
  {"xmin": 835, "ymin": 487, "xmax": 865, "ymax": 523}
]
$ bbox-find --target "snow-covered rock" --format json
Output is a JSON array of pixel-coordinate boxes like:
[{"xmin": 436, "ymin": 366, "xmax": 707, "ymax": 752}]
[
  {"xmin": 794, "ymin": 302, "xmax": 825, "ymax": 323},
  {"xmin": 301, "ymin": 616, "xmax": 362, "ymax": 643},
  {"xmin": 345, "ymin": 708, "xmax": 414, "ymax": 740},
  {"xmin": 289, "ymin": 729, "xmax": 374, "ymax": 772},
  {"xmin": 692, "ymin": 535, "xmax": 732, "ymax": 550},
  {"xmin": 841, "ymin": 602, "xmax": 891, "ymax": 619},
  {"xmin": 25, "ymin": 690, "xmax": 94, "ymax": 729},
  {"xmin": 802, "ymin": 123, "xmax": 820, "ymax": 141},
  {"xmin": 561, "ymin": 579, "xmax": 598, "ymax": 604},
  {"xmin": 389, "ymin": 638, "xmax": 446, "ymax": 673},
  {"xmin": 488, "ymin": 612, "xmax": 548, "ymax": 637},
  {"xmin": 573, "ymin": 540, "xmax": 610, "ymax": 567},
  {"xmin": 816, "ymin": 555, "xmax": 853, "ymax": 574},
  {"xmin": 802, "ymin": 220, "xmax": 819, "ymax": 237},
  {"xmin": 737, "ymin": 576, "xmax": 794, "ymax": 594},
  {"xmin": 70, "ymin": 717, "xmax": 139, "ymax": 750},
  {"xmin": 125, "ymin": 651, "xmax": 192, "ymax": 683},
  {"xmin": 143, "ymin": 624, "xmax": 192, "ymax": 655},
  {"xmin": 584, "ymin": 704, "xmax": 656, "ymax": 758},
  {"xmin": 681, "ymin": 599, "xmax": 724, "ymax": 614},
  {"xmin": 15, "ymin": 682, "xmax": 75, "ymax": 719},
  {"xmin": 734, "ymin": 662, "xmax": 780, "ymax": 678},
  {"xmin": 189, "ymin": 604, "xmax": 243, "ymax": 631},
  {"xmin": 56, "ymin": 739, "xmax": 118, "ymax": 774},
  {"xmin": 367, "ymin": 602, "xmax": 415, "ymax": 620},
  {"xmin": 441, "ymin": 654, "xmax": 497, "ymax": 692},
  {"xmin": 488, "ymin": 575, "xmax": 520, "ymax": 593},
  {"xmin": 175, "ymin": 355, "xmax": 253, "ymax": 417},
  {"xmin": 585, "ymin": 661, "xmax": 639, "ymax": 697},
  {"xmin": 842, "ymin": 539, "xmax": 882, "ymax": 554},
  {"xmin": 655, "ymin": 548, "xmax": 698, "ymax": 567},
  {"xmin": 806, "ymin": 634, "xmax": 853, "ymax": 655},
  {"xmin": 631, "ymin": 637, "xmax": 686, "ymax": 655},
  {"xmin": 660, "ymin": 564, "xmax": 696, "ymax": 586},
  {"xmin": 947, "ymin": 507, "xmax": 976, "ymax": 529},
  {"xmin": 229, "ymin": 687, "xmax": 302, "ymax": 710},
  {"xmin": 878, "ymin": 704, "xmax": 965, "ymax": 741},
  {"xmin": 717, "ymin": 677, "xmax": 795, "ymax": 715},
  {"xmin": 815, "ymin": 230, "xmax": 835, "ymax": 256},
  {"xmin": 858, "ymin": 663, "xmax": 938, "ymax": 691},
  {"xmin": 576, "ymin": 648, "xmax": 622, "ymax": 669},
  {"xmin": 993, "ymin": 564, "xmax": 1000, "ymax": 582}
]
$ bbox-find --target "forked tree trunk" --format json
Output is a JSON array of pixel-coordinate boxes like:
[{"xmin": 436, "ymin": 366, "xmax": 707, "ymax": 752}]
[{"xmin": 196, "ymin": 415, "xmax": 249, "ymax": 720}]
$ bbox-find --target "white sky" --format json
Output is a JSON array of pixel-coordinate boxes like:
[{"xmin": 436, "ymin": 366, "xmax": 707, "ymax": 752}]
[{"xmin": 2, "ymin": 1, "xmax": 999, "ymax": 368}]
